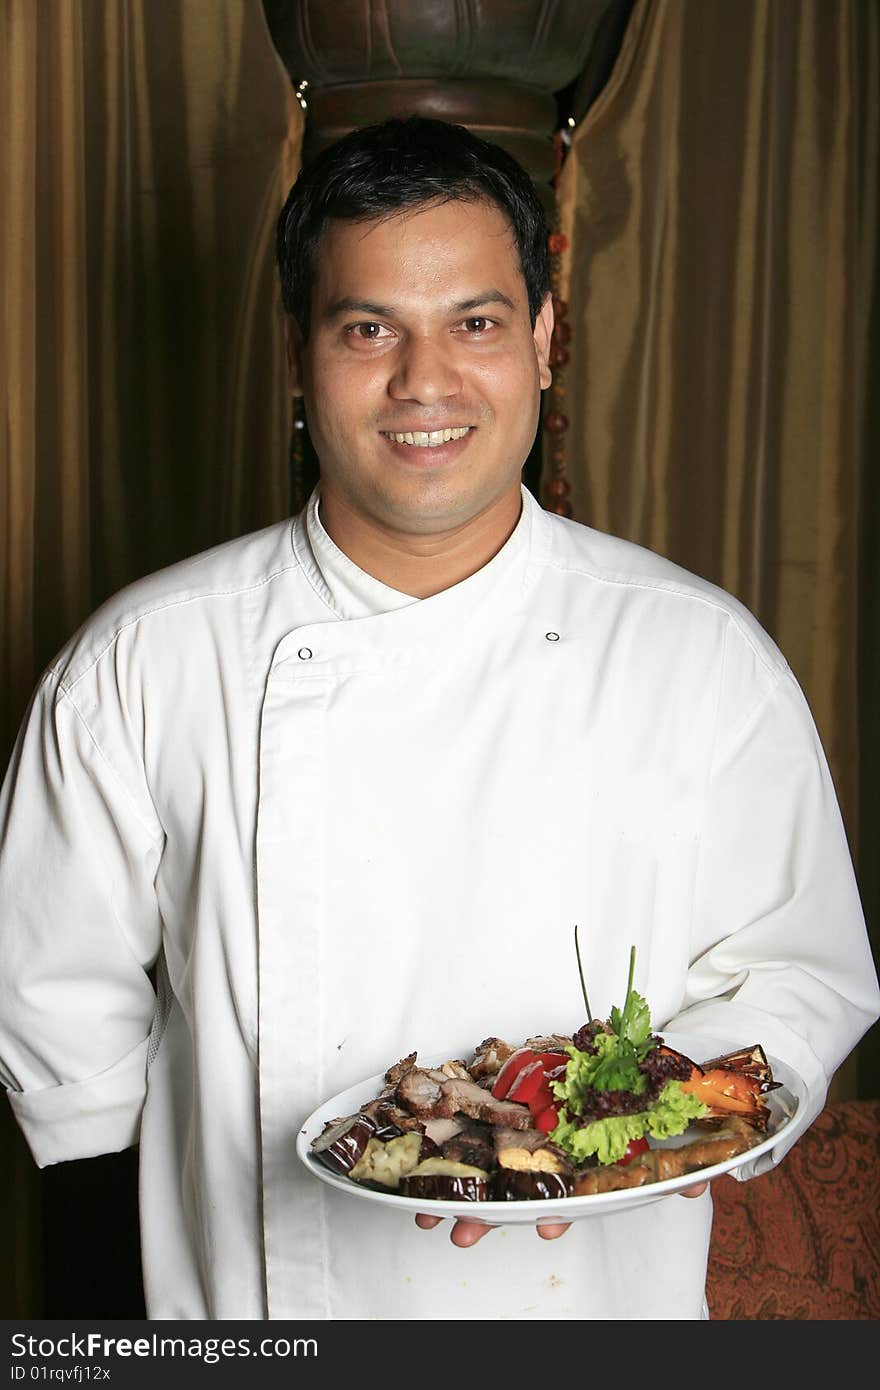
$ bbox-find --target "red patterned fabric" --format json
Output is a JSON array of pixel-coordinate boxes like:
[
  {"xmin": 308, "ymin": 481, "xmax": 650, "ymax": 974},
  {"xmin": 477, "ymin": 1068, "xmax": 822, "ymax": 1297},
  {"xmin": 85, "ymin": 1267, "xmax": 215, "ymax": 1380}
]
[{"xmin": 706, "ymin": 1100, "xmax": 880, "ymax": 1319}]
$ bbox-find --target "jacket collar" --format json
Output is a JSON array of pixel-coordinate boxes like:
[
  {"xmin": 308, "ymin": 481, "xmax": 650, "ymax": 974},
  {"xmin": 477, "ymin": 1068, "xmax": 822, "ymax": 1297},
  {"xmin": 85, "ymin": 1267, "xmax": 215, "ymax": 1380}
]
[{"xmin": 282, "ymin": 484, "xmax": 551, "ymax": 666}]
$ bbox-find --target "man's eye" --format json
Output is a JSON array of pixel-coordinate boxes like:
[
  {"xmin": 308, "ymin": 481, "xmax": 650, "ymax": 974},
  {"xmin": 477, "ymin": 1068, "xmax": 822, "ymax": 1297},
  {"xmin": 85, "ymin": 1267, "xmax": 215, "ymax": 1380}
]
[
  {"xmin": 463, "ymin": 317, "xmax": 491, "ymax": 333},
  {"xmin": 349, "ymin": 322, "xmax": 390, "ymax": 340}
]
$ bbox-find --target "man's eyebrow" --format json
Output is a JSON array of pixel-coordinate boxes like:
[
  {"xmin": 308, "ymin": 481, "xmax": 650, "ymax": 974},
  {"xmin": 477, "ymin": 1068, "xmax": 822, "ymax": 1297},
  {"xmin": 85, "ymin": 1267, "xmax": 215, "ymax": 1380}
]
[
  {"xmin": 322, "ymin": 290, "xmax": 518, "ymax": 320},
  {"xmin": 452, "ymin": 290, "xmax": 517, "ymax": 313},
  {"xmin": 324, "ymin": 297, "xmax": 395, "ymax": 320}
]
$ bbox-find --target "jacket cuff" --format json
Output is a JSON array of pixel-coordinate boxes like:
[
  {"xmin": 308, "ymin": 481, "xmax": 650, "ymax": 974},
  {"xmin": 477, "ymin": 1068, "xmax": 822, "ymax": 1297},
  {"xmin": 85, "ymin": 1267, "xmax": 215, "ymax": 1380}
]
[{"xmin": 6, "ymin": 1037, "xmax": 149, "ymax": 1167}]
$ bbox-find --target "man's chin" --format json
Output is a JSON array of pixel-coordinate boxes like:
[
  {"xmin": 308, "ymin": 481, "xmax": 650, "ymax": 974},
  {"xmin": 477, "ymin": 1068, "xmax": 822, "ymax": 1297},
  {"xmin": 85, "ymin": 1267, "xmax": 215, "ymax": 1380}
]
[{"xmin": 370, "ymin": 486, "xmax": 515, "ymax": 540}]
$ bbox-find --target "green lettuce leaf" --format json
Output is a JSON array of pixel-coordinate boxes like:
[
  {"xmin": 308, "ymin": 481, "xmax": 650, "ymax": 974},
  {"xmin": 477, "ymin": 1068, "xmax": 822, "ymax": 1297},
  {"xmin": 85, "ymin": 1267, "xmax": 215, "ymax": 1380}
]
[{"xmin": 550, "ymin": 1081, "xmax": 708, "ymax": 1165}]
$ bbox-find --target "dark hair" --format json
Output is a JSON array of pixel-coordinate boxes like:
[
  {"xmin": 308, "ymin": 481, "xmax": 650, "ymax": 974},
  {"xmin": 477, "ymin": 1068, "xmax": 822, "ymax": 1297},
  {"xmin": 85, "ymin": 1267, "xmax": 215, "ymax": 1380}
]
[{"xmin": 276, "ymin": 116, "xmax": 551, "ymax": 338}]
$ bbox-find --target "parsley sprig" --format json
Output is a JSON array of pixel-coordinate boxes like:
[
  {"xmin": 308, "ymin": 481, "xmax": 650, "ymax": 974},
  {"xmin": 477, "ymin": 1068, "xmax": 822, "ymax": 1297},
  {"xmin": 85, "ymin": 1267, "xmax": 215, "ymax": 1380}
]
[{"xmin": 572, "ymin": 933, "xmax": 656, "ymax": 1092}]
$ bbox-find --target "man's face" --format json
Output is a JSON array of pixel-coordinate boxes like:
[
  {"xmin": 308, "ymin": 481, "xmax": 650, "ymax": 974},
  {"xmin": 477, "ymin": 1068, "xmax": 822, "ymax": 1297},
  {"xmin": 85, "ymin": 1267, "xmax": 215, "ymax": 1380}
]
[{"xmin": 286, "ymin": 198, "xmax": 553, "ymax": 539}]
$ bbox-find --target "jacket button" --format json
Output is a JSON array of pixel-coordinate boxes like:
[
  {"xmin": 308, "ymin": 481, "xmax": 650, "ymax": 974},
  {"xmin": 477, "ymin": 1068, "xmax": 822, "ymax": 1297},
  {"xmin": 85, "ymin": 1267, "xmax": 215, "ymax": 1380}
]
[
  {"xmin": 545, "ymin": 632, "xmax": 560, "ymax": 642},
  {"xmin": 298, "ymin": 647, "xmax": 313, "ymax": 660}
]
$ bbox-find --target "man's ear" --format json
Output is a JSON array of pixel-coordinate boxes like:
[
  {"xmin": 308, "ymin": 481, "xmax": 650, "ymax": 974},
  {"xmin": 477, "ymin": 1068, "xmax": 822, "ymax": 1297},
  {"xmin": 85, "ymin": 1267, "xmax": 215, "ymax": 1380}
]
[
  {"xmin": 533, "ymin": 293, "xmax": 554, "ymax": 391},
  {"xmin": 284, "ymin": 314, "xmax": 305, "ymax": 397}
]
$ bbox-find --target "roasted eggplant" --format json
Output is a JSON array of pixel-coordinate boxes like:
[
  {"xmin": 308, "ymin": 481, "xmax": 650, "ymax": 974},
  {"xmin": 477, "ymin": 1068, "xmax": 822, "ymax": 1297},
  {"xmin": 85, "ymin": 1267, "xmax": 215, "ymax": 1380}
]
[
  {"xmin": 399, "ymin": 1157, "xmax": 490, "ymax": 1201},
  {"xmin": 493, "ymin": 1170, "xmax": 573, "ymax": 1200},
  {"xmin": 349, "ymin": 1131, "xmax": 425, "ymax": 1189},
  {"xmin": 311, "ymin": 1113, "xmax": 377, "ymax": 1175}
]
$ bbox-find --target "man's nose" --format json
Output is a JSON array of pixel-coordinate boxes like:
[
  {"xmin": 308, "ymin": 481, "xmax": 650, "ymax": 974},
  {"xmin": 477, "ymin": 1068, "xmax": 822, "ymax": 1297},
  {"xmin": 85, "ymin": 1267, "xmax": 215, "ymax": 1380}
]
[{"xmin": 387, "ymin": 335, "xmax": 462, "ymax": 403}]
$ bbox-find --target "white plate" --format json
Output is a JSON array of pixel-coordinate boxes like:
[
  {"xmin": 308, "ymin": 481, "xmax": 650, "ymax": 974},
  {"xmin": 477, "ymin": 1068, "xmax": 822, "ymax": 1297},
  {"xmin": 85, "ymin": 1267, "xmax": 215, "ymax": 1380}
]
[{"xmin": 296, "ymin": 1032, "xmax": 806, "ymax": 1224}]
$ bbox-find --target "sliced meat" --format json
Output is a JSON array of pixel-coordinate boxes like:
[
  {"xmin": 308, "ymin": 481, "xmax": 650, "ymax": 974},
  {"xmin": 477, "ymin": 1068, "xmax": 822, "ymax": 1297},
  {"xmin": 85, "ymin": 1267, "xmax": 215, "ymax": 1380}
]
[
  {"xmin": 492, "ymin": 1125, "xmax": 552, "ymax": 1155},
  {"xmin": 441, "ymin": 1122, "xmax": 495, "ymax": 1171},
  {"xmin": 524, "ymin": 1034, "xmax": 572, "ymax": 1052},
  {"xmin": 359, "ymin": 1097, "xmax": 425, "ymax": 1135},
  {"xmin": 440, "ymin": 1059, "xmax": 473, "ymax": 1081},
  {"xmin": 469, "ymin": 1037, "xmax": 518, "ymax": 1079},
  {"xmin": 439, "ymin": 1076, "xmax": 533, "ymax": 1130},
  {"xmin": 384, "ymin": 1051, "xmax": 418, "ymax": 1085},
  {"xmin": 396, "ymin": 1067, "xmax": 457, "ymax": 1119},
  {"xmin": 423, "ymin": 1117, "xmax": 466, "ymax": 1145}
]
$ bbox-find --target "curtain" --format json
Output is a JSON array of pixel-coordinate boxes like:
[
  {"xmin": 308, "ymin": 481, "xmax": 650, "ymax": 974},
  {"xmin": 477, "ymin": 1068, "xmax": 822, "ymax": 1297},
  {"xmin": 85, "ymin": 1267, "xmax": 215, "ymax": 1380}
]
[
  {"xmin": 1, "ymin": 0, "xmax": 301, "ymax": 1318},
  {"xmin": 555, "ymin": 0, "xmax": 879, "ymax": 1096},
  {"xmin": 1, "ymin": 0, "xmax": 301, "ymax": 767}
]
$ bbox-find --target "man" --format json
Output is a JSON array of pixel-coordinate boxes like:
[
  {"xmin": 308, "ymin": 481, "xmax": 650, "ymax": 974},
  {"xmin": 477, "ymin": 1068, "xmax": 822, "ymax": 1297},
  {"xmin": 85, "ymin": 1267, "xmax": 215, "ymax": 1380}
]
[{"xmin": 1, "ymin": 117, "xmax": 877, "ymax": 1321}]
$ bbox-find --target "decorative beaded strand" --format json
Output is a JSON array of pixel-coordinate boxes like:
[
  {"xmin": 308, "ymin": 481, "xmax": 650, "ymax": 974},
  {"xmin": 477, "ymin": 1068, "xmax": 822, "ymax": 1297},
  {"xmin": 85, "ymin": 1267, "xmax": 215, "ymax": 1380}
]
[{"xmin": 543, "ymin": 129, "xmax": 573, "ymax": 519}]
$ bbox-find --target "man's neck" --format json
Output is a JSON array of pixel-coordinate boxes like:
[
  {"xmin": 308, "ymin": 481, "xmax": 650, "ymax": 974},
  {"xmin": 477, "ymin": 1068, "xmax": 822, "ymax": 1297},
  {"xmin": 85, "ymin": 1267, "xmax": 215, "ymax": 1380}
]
[{"xmin": 317, "ymin": 487, "xmax": 523, "ymax": 599}]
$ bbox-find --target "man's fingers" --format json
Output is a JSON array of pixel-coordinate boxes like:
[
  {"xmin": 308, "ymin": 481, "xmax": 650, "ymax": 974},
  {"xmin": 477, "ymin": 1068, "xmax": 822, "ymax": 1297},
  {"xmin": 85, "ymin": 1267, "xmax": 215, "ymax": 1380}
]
[
  {"xmin": 413, "ymin": 1214, "xmax": 495, "ymax": 1244},
  {"xmin": 414, "ymin": 1213, "xmax": 443, "ymax": 1230},
  {"xmin": 450, "ymin": 1219, "xmax": 495, "ymax": 1246},
  {"xmin": 416, "ymin": 1213, "xmax": 572, "ymax": 1243},
  {"xmin": 679, "ymin": 1180, "xmax": 709, "ymax": 1198},
  {"xmin": 536, "ymin": 1220, "xmax": 571, "ymax": 1240}
]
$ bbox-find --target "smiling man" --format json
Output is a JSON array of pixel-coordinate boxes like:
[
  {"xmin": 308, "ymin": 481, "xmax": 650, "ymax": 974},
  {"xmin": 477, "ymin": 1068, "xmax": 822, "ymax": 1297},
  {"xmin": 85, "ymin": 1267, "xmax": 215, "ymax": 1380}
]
[
  {"xmin": 285, "ymin": 196, "xmax": 552, "ymax": 597},
  {"xmin": 0, "ymin": 117, "xmax": 877, "ymax": 1323}
]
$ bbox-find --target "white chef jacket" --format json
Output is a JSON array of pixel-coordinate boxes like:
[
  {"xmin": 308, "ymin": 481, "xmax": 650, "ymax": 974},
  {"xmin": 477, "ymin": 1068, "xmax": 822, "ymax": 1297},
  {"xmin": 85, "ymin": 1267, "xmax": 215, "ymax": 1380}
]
[{"xmin": 1, "ymin": 485, "xmax": 877, "ymax": 1321}]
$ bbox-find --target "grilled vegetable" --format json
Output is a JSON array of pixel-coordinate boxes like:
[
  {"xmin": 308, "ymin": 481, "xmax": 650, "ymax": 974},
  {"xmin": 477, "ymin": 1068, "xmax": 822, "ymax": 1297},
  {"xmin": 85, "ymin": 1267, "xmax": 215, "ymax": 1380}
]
[
  {"xmin": 679, "ymin": 1044, "xmax": 781, "ymax": 1131},
  {"xmin": 400, "ymin": 1157, "xmax": 490, "ymax": 1202},
  {"xmin": 493, "ymin": 1170, "xmax": 573, "ymax": 1200},
  {"xmin": 572, "ymin": 1116, "xmax": 762, "ymax": 1194},
  {"xmin": 494, "ymin": 1141, "xmax": 571, "ymax": 1176},
  {"xmin": 494, "ymin": 1048, "xmax": 567, "ymax": 1101},
  {"xmin": 617, "ymin": 1136, "xmax": 650, "ymax": 1165},
  {"xmin": 308, "ymin": 934, "xmax": 780, "ymax": 1203},
  {"xmin": 349, "ymin": 1131, "xmax": 424, "ymax": 1188},
  {"xmin": 311, "ymin": 1113, "xmax": 377, "ymax": 1175}
]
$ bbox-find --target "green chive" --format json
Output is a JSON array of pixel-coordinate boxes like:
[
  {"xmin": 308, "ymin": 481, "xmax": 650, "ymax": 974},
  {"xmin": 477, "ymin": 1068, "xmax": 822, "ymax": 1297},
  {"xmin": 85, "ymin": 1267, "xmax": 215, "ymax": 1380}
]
[
  {"xmin": 625, "ymin": 944, "xmax": 636, "ymax": 1004},
  {"xmin": 574, "ymin": 924, "xmax": 593, "ymax": 1024}
]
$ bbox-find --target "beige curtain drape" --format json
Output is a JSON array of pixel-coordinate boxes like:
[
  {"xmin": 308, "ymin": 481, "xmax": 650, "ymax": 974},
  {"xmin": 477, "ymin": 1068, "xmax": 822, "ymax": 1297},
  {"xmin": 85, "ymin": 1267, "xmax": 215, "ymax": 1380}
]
[
  {"xmin": 1, "ymin": 0, "xmax": 301, "ymax": 1318},
  {"xmin": 1, "ymin": 0, "xmax": 301, "ymax": 762},
  {"xmin": 555, "ymin": 0, "xmax": 878, "ymax": 1087}
]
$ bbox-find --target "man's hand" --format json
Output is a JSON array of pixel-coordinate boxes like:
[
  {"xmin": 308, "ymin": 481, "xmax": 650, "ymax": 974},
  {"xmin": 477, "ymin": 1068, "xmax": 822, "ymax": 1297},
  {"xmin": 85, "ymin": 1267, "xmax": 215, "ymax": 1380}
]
[
  {"xmin": 680, "ymin": 1180, "xmax": 708, "ymax": 1198},
  {"xmin": 414, "ymin": 1179, "xmax": 708, "ymax": 1244},
  {"xmin": 415, "ymin": 1213, "xmax": 572, "ymax": 1245}
]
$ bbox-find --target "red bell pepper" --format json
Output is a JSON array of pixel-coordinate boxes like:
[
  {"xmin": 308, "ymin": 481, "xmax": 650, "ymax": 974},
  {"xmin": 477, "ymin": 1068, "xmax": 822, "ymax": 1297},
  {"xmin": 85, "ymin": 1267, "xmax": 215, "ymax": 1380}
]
[
  {"xmin": 533, "ymin": 1102, "xmax": 562, "ymax": 1134},
  {"xmin": 493, "ymin": 1048, "xmax": 567, "ymax": 1100},
  {"xmin": 616, "ymin": 1136, "xmax": 650, "ymax": 1166},
  {"xmin": 507, "ymin": 1060, "xmax": 549, "ymax": 1104},
  {"xmin": 492, "ymin": 1048, "xmax": 537, "ymax": 1099}
]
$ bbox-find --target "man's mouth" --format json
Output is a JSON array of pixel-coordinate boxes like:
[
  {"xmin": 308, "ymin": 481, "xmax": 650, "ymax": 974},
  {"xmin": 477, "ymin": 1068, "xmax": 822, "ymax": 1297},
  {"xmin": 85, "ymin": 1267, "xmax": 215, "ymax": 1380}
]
[{"xmin": 380, "ymin": 426, "xmax": 473, "ymax": 448}]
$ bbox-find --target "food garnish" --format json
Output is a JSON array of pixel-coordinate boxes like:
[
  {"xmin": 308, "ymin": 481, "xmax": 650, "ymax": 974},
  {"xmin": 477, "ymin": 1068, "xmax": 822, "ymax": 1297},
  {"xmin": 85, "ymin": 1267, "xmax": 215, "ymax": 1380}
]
[
  {"xmin": 548, "ymin": 936, "xmax": 709, "ymax": 1165},
  {"xmin": 309, "ymin": 931, "xmax": 780, "ymax": 1201}
]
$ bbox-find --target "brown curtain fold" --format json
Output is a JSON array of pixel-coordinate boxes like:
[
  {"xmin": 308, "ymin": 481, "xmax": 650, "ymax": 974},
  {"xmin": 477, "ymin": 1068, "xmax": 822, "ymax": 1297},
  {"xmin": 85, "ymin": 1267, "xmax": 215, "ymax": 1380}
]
[
  {"xmin": 555, "ymin": 0, "xmax": 877, "ymax": 875},
  {"xmin": 2, "ymin": 0, "xmax": 302, "ymax": 745},
  {"xmin": 78, "ymin": 0, "xmax": 302, "ymax": 609}
]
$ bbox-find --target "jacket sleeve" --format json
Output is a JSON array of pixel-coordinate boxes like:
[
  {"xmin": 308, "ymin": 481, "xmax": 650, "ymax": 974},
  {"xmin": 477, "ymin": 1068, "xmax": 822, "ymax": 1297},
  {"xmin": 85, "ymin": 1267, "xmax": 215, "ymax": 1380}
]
[
  {"xmin": 665, "ymin": 664, "xmax": 880, "ymax": 1178},
  {"xmin": 0, "ymin": 668, "xmax": 164, "ymax": 1167}
]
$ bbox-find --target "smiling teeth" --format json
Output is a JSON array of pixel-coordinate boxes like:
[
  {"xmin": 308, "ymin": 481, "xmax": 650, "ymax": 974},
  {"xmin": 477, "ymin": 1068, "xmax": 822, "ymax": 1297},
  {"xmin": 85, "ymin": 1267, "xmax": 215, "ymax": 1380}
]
[{"xmin": 386, "ymin": 427, "xmax": 472, "ymax": 447}]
